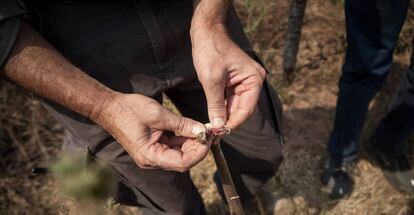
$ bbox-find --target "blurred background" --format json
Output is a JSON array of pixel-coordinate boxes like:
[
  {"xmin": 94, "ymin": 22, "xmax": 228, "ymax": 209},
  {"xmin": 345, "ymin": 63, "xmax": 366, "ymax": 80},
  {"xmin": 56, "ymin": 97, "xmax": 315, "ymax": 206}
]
[{"xmin": 1, "ymin": 0, "xmax": 414, "ymax": 214}]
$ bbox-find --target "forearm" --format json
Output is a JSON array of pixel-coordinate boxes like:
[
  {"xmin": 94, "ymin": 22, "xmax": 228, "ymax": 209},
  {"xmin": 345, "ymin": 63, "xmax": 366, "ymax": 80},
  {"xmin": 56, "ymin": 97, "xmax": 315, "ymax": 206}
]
[
  {"xmin": 191, "ymin": 0, "xmax": 230, "ymax": 35},
  {"xmin": 1, "ymin": 22, "xmax": 115, "ymax": 121}
]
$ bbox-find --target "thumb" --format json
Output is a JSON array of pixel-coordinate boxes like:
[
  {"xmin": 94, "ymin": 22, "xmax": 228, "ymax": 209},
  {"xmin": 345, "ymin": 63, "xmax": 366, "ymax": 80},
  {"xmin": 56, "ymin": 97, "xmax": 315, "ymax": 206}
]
[
  {"xmin": 203, "ymin": 81, "xmax": 227, "ymax": 128},
  {"xmin": 158, "ymin": 110, "xmax": 206, "ymax": 138}
]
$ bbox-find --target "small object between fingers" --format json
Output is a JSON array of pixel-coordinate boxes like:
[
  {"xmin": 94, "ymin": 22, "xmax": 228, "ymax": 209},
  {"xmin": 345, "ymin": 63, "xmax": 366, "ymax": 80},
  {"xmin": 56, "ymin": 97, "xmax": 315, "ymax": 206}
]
[
  {"xmin": 197, "ymin": 124, "xmax": 231, "ymax": 144},
  {"xmin": 210, "ymin": 127, "xmax": 231, "ymax": 136},
  {"xmin": 197, "ymin": 132, "xmax": 207, "ymax": 144}
]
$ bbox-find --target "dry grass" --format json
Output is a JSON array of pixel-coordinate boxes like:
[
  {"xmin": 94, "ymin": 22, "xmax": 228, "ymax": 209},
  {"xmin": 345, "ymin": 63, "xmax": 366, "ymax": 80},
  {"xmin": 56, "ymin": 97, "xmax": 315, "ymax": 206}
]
[
  {"xmin": 0, "ymin": 83, "xmax": 64, "ymax": 214},
  {"xmin": 1, "ymin": 0, "xmax": 414, "ymax": 214}
]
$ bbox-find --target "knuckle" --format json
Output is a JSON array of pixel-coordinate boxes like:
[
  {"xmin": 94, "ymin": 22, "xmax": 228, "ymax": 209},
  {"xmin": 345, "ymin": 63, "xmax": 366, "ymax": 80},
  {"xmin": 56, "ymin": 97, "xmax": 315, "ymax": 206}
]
[
  {"xmin": 247, "ymin": 108, "xmax": 255, "ymax": 117},
  {"xmin": 135, "ymin": 159, "xmax": 146, "ymax": 169},
  {"xmin": 257, "ymin": 67, "xmax": 266, "ymax": 78},
  {"xmin": 252, "ymin": 73, "xmax": 265, "ymax": 84},
  {"xmin": 178, "ymin": 166, "xmax": 190, "ymax": 172},
  {"xmin": 176, "ymin": 117, "xmax": 187, "ymax": 134},
  {"xmin": 247, "ymin": 63, "xmax": 266, "ymax": 79},
  {"xmin": 208, "ymin": 101, "xmax": 226, "ymax": 110},
  {"xmin": 134, "ymin": 154, "xmax": 150, "ymax": 168},
  {"xmin": 177, "ymin": 161, "xmax": 190, "ymax": 172},
  {"xmin": 142, "ymin": 160, "xmax": 151, "ymax": 166},
  {"xmin": 176, "ymin": 168, "xmax": 187, "ymax": 173},
  {"xmin": 137, "ymin": 164, "xmax": 145, "ymax": 169},
  {"xmin": 200, "ymin": 71, "xmax": 223, "ymax": 83}
]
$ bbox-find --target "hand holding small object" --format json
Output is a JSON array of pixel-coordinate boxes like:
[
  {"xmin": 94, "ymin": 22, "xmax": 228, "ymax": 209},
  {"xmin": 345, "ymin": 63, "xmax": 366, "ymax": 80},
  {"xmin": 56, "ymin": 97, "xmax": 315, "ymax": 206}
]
[{"xmin": 196, "ymin": 123, "xmax": 231, "ymax": 144}]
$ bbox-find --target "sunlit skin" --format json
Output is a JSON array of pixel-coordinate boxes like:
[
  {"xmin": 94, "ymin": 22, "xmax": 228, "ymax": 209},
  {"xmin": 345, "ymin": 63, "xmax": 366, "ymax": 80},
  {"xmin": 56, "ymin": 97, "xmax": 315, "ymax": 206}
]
[
  {"xmin": 3, "ymin": 24, "xmax": 208, "ymax": 172},
  {"xmin": 191, "ymin": 0, "xmax": 266, "ymax": 130},
  {"xmin": 2, "ymin": 0, "xmax": 266, "ymax": 171},
  {"xmin": 93, "ymin": 93, "xmax": 211, "ymax": 172}
]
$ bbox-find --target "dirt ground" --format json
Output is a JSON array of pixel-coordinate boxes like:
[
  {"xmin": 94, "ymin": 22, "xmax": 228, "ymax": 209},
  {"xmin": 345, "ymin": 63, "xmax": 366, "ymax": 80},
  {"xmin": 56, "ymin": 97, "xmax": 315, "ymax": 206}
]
[{"xmin": 1, "ymin": 0, "xmax": 414, "ymax": 214}]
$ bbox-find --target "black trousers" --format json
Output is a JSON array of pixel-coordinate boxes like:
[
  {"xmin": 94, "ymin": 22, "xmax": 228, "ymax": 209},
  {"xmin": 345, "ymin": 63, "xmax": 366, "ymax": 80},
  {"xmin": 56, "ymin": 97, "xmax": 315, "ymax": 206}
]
[
  {"xmin": 30, "ymin": 0, "xmax": 283, "ymax": 214},
  {"xmin": 329, "ymin": 0, "xmax": 414, "ymax": 163}
]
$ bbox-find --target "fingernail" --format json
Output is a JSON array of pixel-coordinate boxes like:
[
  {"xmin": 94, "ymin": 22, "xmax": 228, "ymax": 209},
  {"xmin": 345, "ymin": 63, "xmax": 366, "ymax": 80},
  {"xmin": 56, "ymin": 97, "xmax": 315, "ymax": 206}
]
[
  {"xmin": 212, "ymin": 118, "xmax": 225, "ymax": 128},
  {"xmin": 192, "ymin": 124, "xmax": 205, "ymax": 135}
]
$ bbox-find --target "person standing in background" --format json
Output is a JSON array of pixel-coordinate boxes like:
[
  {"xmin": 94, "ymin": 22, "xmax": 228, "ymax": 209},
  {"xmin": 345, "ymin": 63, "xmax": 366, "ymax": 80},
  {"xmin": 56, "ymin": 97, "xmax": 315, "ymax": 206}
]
[{"xmin": 322, "ymin": 0, "xmax": 414, "ymax": 199}]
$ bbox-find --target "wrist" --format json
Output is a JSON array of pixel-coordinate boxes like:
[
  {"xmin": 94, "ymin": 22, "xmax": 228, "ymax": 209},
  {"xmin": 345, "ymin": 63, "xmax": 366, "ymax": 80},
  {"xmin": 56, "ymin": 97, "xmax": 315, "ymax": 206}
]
[{"xmin": 89, "ymin": 90, "xmax": 122, "ymax": 126}]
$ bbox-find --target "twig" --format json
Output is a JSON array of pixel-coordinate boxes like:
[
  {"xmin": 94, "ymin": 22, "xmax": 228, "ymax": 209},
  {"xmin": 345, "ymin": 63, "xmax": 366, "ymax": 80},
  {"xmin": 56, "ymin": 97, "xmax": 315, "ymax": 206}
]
[
  {"xmin": 211, "ymin": 143, "xmax": 245, "ymax": 215},
  {"xmin": 197, "ymin": 125, "xmax": 245, "ymax": 215}
]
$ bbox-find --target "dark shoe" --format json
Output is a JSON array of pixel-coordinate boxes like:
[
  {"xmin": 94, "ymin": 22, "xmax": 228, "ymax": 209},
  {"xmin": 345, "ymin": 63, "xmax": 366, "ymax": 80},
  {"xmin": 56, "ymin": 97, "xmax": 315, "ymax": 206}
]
[
  {"xmin": 320, "ymin": 157, "xmax": 354, "ymax": 199},
  {"xmin": 365, "ymin": 139, "xmax": 414, "ymax": 193}
]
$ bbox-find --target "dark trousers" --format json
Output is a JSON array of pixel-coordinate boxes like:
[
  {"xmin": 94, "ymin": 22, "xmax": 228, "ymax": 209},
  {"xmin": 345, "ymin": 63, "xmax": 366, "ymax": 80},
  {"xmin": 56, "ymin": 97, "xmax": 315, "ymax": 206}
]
[
  {"xmin": 29, "ymin": 0, "xmax": 284, "ymax": 214},
  {"xmin": 329, "ymin": 0, "xmax": 414, "ymax": 163}
]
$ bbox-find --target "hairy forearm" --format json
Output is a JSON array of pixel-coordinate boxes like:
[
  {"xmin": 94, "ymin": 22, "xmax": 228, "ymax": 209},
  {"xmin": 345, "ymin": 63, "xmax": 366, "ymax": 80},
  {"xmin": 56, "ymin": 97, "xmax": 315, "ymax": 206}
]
[
  {"xmin": 1, "ymin": 22, "xmax": 115, "ymax": 120},
  {"xmin": 191, "ymin": 0, "xmax": 230, "ymax": 34}
]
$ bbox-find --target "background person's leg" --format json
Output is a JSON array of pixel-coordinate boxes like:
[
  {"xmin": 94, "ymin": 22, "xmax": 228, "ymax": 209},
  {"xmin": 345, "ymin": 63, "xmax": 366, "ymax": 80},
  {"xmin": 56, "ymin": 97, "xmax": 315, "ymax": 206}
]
[
  {"xmin": 329, "ymin": 0, "xmax": 410, "ymax": 164},
  {"xmin": 373, "ymin": 50, "xmax": 414, "ymax": 156},
  {"xmin": 363, "ymin": 49, "xmax": 414, "ymax": 193},
  {"xmin": 321, "ymin": 0, "xmax": 410, "ymax": 199}
]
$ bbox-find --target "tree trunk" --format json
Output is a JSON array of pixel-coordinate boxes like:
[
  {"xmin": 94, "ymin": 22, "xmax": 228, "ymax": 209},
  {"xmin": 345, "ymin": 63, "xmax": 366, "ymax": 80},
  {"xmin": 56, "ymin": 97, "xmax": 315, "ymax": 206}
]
[{"xmin": 283, "ymin": 0, "xmax": 307, "ymax": 84}]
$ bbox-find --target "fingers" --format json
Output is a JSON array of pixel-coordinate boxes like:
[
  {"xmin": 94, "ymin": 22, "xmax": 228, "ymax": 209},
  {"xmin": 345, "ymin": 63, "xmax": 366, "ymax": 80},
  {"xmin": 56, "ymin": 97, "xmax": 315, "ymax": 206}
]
[
  {"xmin": 225, "ymin": 63, "xmax": 264, "ymax": 129},
  {"xmin": 201, "ymin": 75, "xmax": 227, "ymax": 128},
  {"xmin": 159, "ymin": 139, "xmax": 211, "ymax": 172},
  {"xmin": 138, "ymin": 137, "xmax": 211, "ymax": 172},
  {"xmin": 132, "ymin": 130, "xmax": 163, "ymax": 169},
  {"xmin": 153, "ymin": 109, "xmax": 206, "ymax": 138},
  {"xmin": 226, "ymin": 86, "xmax": 261, "ymax": 129}
]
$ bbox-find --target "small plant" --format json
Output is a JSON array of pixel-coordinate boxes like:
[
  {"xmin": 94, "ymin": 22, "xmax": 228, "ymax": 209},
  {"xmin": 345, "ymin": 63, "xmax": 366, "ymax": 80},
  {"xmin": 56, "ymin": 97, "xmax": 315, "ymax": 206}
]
[{"xmin": 51, "ymin": 155, "xmax": 115, "ymax": 201}]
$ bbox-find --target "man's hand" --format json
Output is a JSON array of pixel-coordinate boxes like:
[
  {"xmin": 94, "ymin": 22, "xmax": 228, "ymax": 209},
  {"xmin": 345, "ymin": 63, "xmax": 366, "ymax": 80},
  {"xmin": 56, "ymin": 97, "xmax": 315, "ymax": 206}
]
[
  {"xmin": 191, "ymin": 25, "xmax": 266, "ymax": 130},
  {"xmin": 191, "ymin": 0, "xmax": 266, "ymax": 130},
  {"xmin": 92, "ymin": 93, "xmax": 209, "ymax": 172},
  {"xmin": 3, "ymin": 23, "xmax": 209, "ymax": 172}
]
